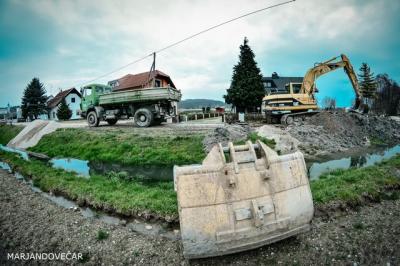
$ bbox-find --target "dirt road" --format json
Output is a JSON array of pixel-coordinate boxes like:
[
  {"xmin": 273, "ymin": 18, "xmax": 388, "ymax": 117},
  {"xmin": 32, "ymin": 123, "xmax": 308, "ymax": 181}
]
[{"xmin": 1, "ymin": 169, "xmax": 399, "ymax": 265}]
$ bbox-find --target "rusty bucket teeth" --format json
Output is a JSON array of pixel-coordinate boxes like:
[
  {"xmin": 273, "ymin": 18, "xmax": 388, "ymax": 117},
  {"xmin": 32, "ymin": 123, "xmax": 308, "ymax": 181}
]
[{"xmin": 174, "ymin": 140, "xmax": 314, "ymax": 259}]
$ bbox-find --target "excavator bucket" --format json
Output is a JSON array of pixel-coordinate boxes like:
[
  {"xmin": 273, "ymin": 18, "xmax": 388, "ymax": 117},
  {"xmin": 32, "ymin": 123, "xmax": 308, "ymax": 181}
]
[{"xmin": 174, "ymin": 140, "xmax": 314, "ymax": 259}]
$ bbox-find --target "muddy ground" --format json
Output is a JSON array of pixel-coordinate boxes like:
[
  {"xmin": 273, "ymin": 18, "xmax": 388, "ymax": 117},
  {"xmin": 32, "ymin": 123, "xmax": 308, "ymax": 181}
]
[{"xmin": 1, "ymin": 169, "xmax": 399, "ymax": 265}]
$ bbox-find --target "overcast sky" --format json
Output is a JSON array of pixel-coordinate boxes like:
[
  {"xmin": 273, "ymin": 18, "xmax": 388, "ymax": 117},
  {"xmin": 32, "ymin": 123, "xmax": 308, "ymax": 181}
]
[{"xmin": 1, "ymin": 0, "xmax": 399, "ymax": 107}]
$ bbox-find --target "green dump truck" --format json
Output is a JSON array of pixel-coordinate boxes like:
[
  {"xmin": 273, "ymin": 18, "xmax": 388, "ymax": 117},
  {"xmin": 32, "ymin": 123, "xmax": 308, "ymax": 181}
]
[{"xmin": 80, "ymin": 84, "xmax": 181, "ymax": 127}]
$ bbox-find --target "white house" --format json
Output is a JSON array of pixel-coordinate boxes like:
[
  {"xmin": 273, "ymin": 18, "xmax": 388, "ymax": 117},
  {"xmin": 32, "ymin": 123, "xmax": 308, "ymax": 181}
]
[{"xmin": 47, "ymin": 88, "xmax": 81, "ymax": 120}]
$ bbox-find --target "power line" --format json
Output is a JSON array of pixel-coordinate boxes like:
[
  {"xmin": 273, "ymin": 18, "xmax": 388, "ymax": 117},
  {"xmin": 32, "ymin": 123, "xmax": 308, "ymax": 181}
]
[
  {"xmin": 155, "ymin": 0, "xmax": 295, "ymax": 54},
  {"xmin": 77, "ymin": 0, "xmax": 295, "ymax": 87}
]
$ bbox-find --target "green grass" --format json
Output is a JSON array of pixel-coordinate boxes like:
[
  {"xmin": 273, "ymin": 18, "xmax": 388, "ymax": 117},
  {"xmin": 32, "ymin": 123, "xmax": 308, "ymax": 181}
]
[
  {"xmin": 1, "ymin": 149, "xmax": 400, "ymax": 219},
  {"xmin": 370, "ymin": 136, "xmax": 387, "ymax": 146},
  {"xmin": 0, "ymin": 125, "xmax": 23, "ymax": 145},
  {"xmin": 97, "ymin": 230, "xmax": 109, "ymax": 240},
  {"xmin": 311, "ymin": 156, "xmax": 400, "ymax": 205},
  {"xmin": 29, "ymin": 128, "xmax": 205, "ymax": 166},
  {"xmin": 235, "ymin": 132, "xmax": 276, "ymax": 149},
  {"xmin": 0, "ymin": 151, "xmax": 178, "ymax": 217}
]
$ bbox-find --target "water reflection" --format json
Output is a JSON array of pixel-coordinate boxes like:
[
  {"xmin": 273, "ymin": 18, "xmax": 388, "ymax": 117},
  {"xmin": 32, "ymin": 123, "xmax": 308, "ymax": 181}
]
[
  {"xmin": 50, "ymin": 158, "xmax": 90, "ymax": 177},
  {"xmin": 48, "ymin": 157, "xmax": 173, "ymax": 181},
  {"xmin": 308, "ymin": 145, "xmax": 400, "ymax": 180},
  {"xmin": 0, "ymin": 144, "xmax": 28, "ymax": 160}
]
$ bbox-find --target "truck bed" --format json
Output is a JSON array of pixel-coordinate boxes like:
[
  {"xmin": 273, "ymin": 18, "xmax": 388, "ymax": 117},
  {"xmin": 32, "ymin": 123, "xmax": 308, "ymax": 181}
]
[{"xmin": 99, "ymin": 87, "xmax": 181, "ymax": 105}]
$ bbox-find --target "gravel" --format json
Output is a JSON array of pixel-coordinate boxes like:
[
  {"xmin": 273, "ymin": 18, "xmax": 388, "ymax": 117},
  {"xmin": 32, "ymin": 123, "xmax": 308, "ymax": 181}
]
[
  {"xmin": 287, "ymin": 110, "xmax": 400, "ymax": 158},
  {"xmin": 1, "ymin": 169, "xmax": 399, "ymax": 265},
  {"xmin": 202, "ymin": 124, "xmax": 250, "ymax": 152}
]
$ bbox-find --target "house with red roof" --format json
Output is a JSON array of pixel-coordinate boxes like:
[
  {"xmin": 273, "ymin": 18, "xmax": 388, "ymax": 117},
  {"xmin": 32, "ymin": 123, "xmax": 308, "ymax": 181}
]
[{"xmin": 107, "ymin": 70, "xmax": 177, "ymax": 91}]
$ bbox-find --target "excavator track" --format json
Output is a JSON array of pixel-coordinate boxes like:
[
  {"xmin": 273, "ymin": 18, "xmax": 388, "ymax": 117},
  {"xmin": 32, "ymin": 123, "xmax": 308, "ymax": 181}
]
[{"xmin": 280, "ymin": 110, "xmax": 320, "ymax": 125}]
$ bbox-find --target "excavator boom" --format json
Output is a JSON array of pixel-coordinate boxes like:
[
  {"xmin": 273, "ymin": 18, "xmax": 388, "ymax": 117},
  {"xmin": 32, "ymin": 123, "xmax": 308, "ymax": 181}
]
[{"xmin": 301, "ymin": 54, "xmax": 362, "ymax": 109}]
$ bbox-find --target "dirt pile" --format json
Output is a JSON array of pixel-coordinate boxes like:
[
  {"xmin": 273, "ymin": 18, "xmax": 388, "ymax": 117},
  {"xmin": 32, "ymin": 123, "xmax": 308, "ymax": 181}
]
[
  {"xmin": 203, "ymin": 124, "xmax": 250, "ymax": 152},
  {"xmin": 287, "ymin": 110, "xmax": 400, "ymax": 157},
  {"xmin": 257, "ymin": 125, "xmax": 300, "ymax": 154}
]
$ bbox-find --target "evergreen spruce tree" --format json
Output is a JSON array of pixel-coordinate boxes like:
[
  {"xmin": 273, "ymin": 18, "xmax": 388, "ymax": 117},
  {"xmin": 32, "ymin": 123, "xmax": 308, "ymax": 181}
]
[
  {"xmin": 224, "ymin": 37, "xmax": 265, "ymax": 113},
  {"xmin": 21, "ymin": 78, "xmax": 48, "ymax": 119},
  {"xmin": 57, "ymin": 99, "xmax": 72, "ymax": 120},
  {"xmin": 358, "ymin": 63, "xmax": 377, "ymax": 105}
]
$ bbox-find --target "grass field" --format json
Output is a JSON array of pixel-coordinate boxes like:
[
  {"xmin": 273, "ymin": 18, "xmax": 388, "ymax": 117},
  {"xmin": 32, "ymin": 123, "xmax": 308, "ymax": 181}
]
[
  {"xmin": 30, "ymin": 128, "xmax": 206, "ymax": 166},
  {"xmin": 0, "ymin": 125, "xmax": 23, "ymax": 145}
]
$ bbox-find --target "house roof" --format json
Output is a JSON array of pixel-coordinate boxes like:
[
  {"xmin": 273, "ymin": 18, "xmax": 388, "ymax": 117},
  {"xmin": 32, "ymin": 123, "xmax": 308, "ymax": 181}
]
[
  {"xmin": 111, "ymin": 70, "xmax": 176, "ymax": 91},
  {"xmin": 262, "ymin": 74, "xmax": 303, "ymax": 91},
  {"xmin": 47, "ymin": 88, "xmax": 81, "ymax": 109}
]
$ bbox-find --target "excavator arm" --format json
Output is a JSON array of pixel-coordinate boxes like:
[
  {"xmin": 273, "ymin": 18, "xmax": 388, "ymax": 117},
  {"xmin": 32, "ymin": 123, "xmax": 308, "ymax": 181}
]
[{"xmin": 300, "ymin": 54, "xmax": 362, "ymax": 110}]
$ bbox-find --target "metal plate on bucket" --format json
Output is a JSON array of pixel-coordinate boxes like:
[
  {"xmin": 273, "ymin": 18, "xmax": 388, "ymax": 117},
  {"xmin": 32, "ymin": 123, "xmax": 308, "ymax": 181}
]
[{"xmin": 174, "ymin": 140, "xmax": 314, "ymax": 259}]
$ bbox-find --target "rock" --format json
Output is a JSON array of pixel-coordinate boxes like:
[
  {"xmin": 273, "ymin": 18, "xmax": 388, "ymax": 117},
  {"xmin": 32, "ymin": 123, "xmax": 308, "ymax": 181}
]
[{"xmin": 145, "ymin": 225, "xmax": 153, "ymax": 230}]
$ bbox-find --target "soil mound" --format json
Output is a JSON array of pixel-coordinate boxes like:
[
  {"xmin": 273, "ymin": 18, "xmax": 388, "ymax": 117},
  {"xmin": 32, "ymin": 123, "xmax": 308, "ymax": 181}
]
[
  {"xmin": 287, "ymin": 110, "xmax": 400, "ymax": 156},
  {"xmin": 203, "ymin": 124, "xmax": 250, "ymax": 152}
]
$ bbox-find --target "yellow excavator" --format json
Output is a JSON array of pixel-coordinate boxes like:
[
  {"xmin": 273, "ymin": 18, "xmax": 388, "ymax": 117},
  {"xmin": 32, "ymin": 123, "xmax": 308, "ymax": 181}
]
[{"xmin": 261, "ymin": 54, "xmax": 364, "ymax": 124}]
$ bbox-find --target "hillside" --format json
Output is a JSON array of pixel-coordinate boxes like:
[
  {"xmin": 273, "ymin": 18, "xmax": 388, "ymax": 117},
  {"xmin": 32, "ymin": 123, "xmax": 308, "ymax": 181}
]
[{"xmin": 178, "ymin": 99, "xmax": 225, "ymax": 109}]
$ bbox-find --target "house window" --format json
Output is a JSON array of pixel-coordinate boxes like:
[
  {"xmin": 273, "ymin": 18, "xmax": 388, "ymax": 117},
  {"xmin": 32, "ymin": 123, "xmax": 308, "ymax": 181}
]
[
  {"xmin": 155, "ymin": 79, "xmax": 161, "ymax": 87},
  {"xmin": 71, "ymin": 97, "xmax": 75, "ymax": 103},
  {"xmin": 266, "ymin": 82, "xmax": 272, "ymax": 88}
]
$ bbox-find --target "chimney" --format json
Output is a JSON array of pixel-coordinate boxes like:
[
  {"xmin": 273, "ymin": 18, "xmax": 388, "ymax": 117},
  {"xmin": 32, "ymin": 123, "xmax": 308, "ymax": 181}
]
[{"xmin": 271, "ymin": 72, "xmax": 279, "ymax": 79}]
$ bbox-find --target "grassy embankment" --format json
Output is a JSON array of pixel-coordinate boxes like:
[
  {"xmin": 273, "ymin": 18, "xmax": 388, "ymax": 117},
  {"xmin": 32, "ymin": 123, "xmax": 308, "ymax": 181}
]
[
  {"xmin": 0, "ymin": 127, "xmax": 278, "ymax": 218},
  {"xmin": 30, "ymin": 128, "xmax": 205, "ymax": 166},
  {"xmin": 0, "ymin": 150, "xmax": 178, "ymax": 217},
  {"xmin": 1, "ymin": 126, "xmax": 399, "ymax": 218},
  {"xmin": 2, "ymin": 148, "xmax": 399, "ymax": 218},
  {"xmin": 0, "ymin": 125, "xmax": 23, "ymax": 145}
]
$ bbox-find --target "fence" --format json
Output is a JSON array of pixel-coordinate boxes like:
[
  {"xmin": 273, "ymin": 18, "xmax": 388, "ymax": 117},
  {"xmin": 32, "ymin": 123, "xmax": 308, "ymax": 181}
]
[
  {"xmin": 178, "ymin": 112, "xmax": 223, "ymax": 122},
  {"xmin": 224, "ymin": 112, "xmax": 265, "ymax": 123}
]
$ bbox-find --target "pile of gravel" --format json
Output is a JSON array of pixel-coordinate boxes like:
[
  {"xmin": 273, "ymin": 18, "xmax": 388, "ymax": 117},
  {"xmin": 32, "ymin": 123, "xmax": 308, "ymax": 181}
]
[
  {"xmin": 287, "ymin": 110, "xmax": 400, "ymax": 156},
  {"xmin": 202, "ymin": 124, "xmax": 250, "ymax": 152}
]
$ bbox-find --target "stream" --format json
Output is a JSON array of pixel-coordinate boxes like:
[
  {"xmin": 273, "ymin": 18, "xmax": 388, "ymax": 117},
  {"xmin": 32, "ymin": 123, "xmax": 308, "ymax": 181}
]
[
  {"xmin": 307, "ymin": 144, "xmax": 400, "ymax": 180},
  {"xmin": 1, "ymin": 143, "xmax": 399, "ymax": 237},
  {"xmin": 0, "ymin": 147, "xmax": 178, "ymax": 240}
]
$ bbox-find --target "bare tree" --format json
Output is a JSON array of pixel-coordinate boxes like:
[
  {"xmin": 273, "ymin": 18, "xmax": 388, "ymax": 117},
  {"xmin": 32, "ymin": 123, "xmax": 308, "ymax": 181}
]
[{"xmin": 322, "ymin": 97, "xmax": 336, "ymax": 110}]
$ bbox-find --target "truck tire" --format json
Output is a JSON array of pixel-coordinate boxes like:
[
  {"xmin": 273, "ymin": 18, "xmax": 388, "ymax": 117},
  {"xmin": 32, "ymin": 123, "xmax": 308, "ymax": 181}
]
[
  {"xmin": 134, "ymin": 108, "xmax": 153, "ymax": 127},
  {"xmin": 107, "ymin": 119, "xmax": 118, "ymax": 125},
  {"xmin": 87, "ymin": 111, "xmax": 99, "ymax": 127}
]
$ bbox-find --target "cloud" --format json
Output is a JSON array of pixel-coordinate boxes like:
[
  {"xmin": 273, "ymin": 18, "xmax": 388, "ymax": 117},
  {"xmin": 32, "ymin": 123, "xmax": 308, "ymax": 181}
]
[{"xmin": 1, "ymin": 0, "xmax": 399, "ymax": 106}]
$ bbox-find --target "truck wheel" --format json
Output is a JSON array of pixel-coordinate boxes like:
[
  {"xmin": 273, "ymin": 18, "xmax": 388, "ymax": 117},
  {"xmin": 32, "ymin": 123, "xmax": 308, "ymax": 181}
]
[
  {"xmin": 107, "ymin": 119, "xmax": 118, "ymax": 125},
  {"xmin": 87, "ymin": 111, "xmax": 99, "ymax": 127},
  {"xmin": 134, "ymin": 108, "xmax": 153, "ymax": 127}
]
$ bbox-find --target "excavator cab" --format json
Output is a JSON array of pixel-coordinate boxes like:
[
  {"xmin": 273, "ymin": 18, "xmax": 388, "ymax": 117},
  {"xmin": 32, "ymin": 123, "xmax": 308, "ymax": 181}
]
[{"xmin": 284, "ymin": 83, "xmax": 302, "ymax": 94}]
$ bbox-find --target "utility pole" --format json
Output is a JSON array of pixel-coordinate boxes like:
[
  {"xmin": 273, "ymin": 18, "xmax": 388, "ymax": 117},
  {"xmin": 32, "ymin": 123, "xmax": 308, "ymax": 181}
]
[{"xmin": 148, "ymin": 52, "xmax": 156, "ymax": 87}]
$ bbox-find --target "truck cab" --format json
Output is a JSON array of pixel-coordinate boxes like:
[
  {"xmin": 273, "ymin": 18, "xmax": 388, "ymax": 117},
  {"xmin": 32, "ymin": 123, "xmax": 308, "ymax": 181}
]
[{"xmin": 80, "ymin": 84, "xmax": 112, "ymax": 117}]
